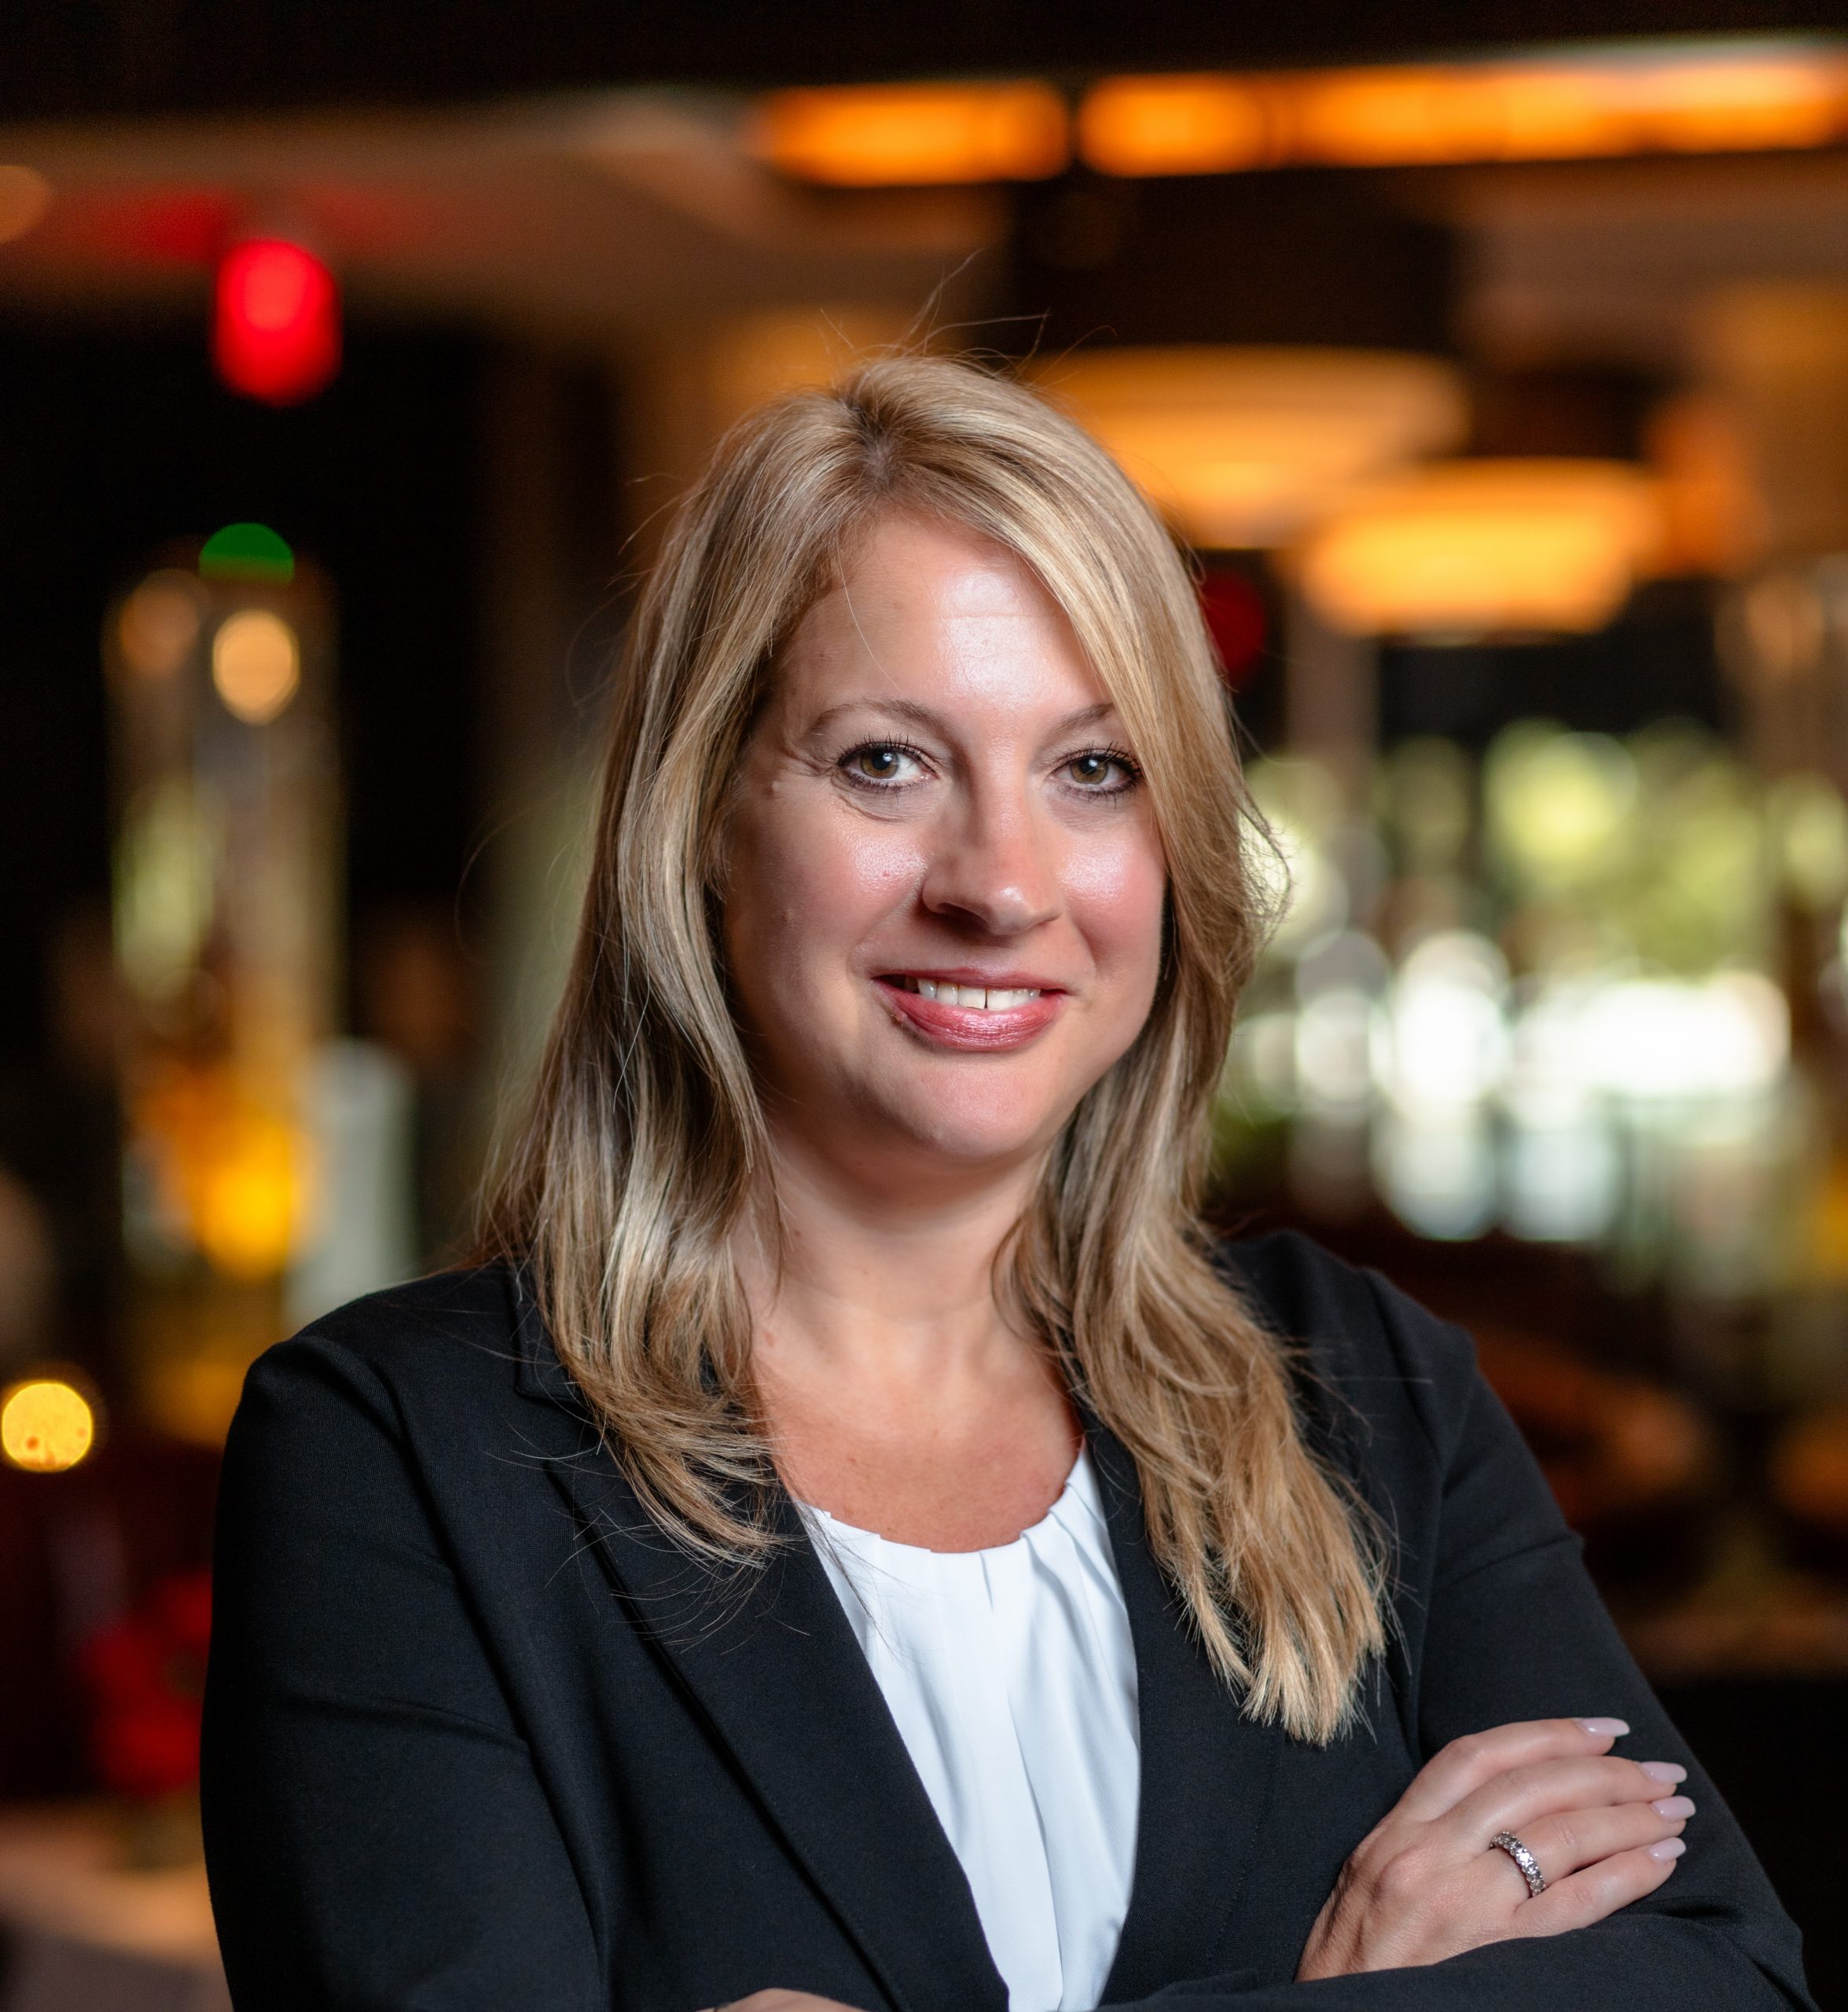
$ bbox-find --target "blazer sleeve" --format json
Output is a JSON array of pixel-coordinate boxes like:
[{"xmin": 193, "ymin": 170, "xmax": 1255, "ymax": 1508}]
[
  {"xmin": 1104, "ymin": 1256, "xmax": 1815, "ymax": 2012},
  {"xmin": 201, "ymin": 1331, "xmax": 604, "ymax": 2012}
]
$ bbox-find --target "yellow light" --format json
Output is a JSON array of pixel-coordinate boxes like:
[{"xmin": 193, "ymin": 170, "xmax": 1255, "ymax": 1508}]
[
  {"xmin": 1078, "ymin": 44, "xmax": 1848, "ymax": 176},
  {"xmin": 751, "ymin": 83, "xmax": 1068, "ymax": 185},
  {"xmin": 1296, "ymin": 461, "xmax": 1664, "ymax": 637},
  {"xmin": 1078, "ymin": 75, "xmax": 1271, "ymax": 177},
  {"xmin": 117, "ymin": 573, "xmax": 203, "ymax": 679},
  {"xmin": 1034, "ymin": 347, "xmax": 1467, "ymax": 549},
  {"xmin": 190, "ymin": 1108, "xmax": 309, "ymax": 1279},
  {"xmin": 1, "ymin": 1379, "xmax": 96, "ymax": 1473},
  {"xmin": 211, "ymin": 609, "xmax": 299, "ymax": 724},
  {"xmin": 135, "ymin": 1067, "xmax": 315, "ymax": 1280}
]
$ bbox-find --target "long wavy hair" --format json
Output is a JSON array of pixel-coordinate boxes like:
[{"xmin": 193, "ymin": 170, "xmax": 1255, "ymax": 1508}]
[{"xmin": 479, "ymin": 354, "xmax": 1385, "ymax": 1742}]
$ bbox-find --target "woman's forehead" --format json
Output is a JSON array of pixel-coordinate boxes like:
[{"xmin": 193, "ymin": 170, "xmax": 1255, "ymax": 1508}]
[{"xmin": 778, "ymin": 516, "xmax": 1103, "ymax": 714}]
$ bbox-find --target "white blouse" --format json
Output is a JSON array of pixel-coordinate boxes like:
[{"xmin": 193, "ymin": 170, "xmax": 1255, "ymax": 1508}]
[{"xmin": 803, "ymin": 1451, "xmax": 1141, "ymax": 2012}]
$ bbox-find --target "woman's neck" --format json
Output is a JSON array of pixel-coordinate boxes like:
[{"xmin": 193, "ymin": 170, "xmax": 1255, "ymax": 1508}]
[
  {"xmin": 736, "ymin": 1129, "xmax": 1079, "ymax": 1549},
  {"xmin": 740, "ymin": 1131, "xmax": 1037, "ymax": 1381}
]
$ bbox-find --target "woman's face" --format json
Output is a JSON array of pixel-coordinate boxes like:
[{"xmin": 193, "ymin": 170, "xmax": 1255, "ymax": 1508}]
[{"xmin": 722, "ymin": 512, "xmax": 1167, "ymax": 1191}]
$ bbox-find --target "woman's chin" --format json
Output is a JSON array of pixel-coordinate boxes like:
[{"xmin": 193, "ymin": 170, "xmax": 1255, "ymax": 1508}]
[{"xmin": 812, "ymin": 1087, "xmax": 1068, "ymax": 1187}]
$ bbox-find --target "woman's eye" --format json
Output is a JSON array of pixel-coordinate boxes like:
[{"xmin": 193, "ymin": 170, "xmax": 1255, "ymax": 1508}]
[
  {"xmin": 841, "ymin": 743, "xmax": 923, "ymax": 786},
  {"xmin": 1063, "ymin": 750, "xmax": 1138, "ymax": 791}
]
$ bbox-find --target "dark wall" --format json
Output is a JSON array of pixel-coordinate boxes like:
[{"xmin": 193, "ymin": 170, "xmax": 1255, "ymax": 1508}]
[
  {"xmin": 1379, "ymin": 582, "xmax": 1730, "ymax": 751},
  {"xmin": 1009, "ymin": 169, "xmax": 1457, "ymax": 357}
]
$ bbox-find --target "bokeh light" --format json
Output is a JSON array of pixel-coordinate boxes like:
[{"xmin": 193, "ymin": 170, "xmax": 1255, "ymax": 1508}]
[
  {"xmin": 1037, "ymin": 347, "xmax": 1466, "ymax": 549},
  {"xmin": 211, "ymin": 609, "xmax": 300, "ymax": 724},
  {"xmin": 1297, "ymin": 461, "xmax": 1663, "ymax": 637},
  {"xmin": 212, "ymin": 238, "xmax": 340, "ymax": 405},
  {"xmin": 1, "ymin": 1378, "xmax": 97, "ymax": 1474},
  {"xmin": 0, "ymin": 165, "xmax": 52, "ymax": 244},
  {"xmin": 751, "ymin": 83, "xmax": 1068, "ymax": 185},
  {"xmin": 1078, "ymin": 45, "xmax": 1848, "ymax": 178},
  {"xmin": 116, "ymin": 572, "xmax": 203, "ymax": 680},
  {"xmin": 200, "ymin": 522, "xmax": 295, "ymax": 586}
]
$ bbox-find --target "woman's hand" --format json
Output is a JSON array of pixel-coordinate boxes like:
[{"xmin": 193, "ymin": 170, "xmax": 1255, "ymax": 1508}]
[{"xmin": 1296, "ymin": 1716, "xmax": 1695, "ymax": 1980}]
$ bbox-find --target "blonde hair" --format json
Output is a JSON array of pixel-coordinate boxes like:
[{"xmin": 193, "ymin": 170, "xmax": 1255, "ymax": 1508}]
[{"xmin": 480, "ymin": 354, "xmax": 1385, "ymax": 1742}]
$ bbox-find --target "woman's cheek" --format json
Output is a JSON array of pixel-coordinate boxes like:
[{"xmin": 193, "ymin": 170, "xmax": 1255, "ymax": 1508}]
[
  {"xmin": 751, "ymin": 807, "xmax": 924, "ymax": 993},
  {"xmin": 1064, "ymin": 827, "xmax": 1166, "ymax": 981}
]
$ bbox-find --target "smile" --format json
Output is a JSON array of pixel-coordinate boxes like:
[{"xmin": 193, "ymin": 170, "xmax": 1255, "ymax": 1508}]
[
  {"xmin": 874, "ymin": 972, "xmax": 1067, "ymax": 1052},
  {"xmin": 890, "ymin": 975, "xmax": 1043, "ymax": 1012}
]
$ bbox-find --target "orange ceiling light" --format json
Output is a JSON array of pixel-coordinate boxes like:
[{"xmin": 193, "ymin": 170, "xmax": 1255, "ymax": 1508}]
[
  {"xmin": 751, "ymin": 83, "xmax": 1068, "ymax": 185},
  {"xmin": 1034, "ymin": 347, "xmax": 1467, "ymax": 550},
  {"xmin": 1295, "ymin": 461, "xmax": 1666, "ymax": 638},
  {"xmin": 1078, "ymin": 75, "xmax": 1271, "ymax": 178},
  {"xmin": 1078, "ymin": 42, "xmax": 1848, "ymax": 178}
]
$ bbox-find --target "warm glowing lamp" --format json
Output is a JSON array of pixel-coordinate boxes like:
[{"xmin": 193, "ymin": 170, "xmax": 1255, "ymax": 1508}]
[
  {"xmin": 1033, "ymin": 348, "xmax": 1467, "ymax": 549},
  {"xmin": 1078, "ymin": 75, "xmax": 1272, "ymax": 177},
  {"xmin": 212, "ymin": 610, "xmax": 301, "ymax": 724},
  {"xmin": 1296, "ymin": 461, "xmax": 1664, "ymax": 637},
  {"xmin": 751, "ymin": 83, "xmax": 1068, "ymax": 185},
  {"xmin": 213, "ymin": 239, "xmax": 341, "ymax": 406},
  {"xmin": 1, "ymin": 1378, "xmax": 96, "ymax": 1473},
  {"xmin": 116, "ymin": 573, "xmax": 203, "ymax": 681},
  {"xmin": 1078, "ymin": 42, "xmax": 1848, "ymax": 177}
]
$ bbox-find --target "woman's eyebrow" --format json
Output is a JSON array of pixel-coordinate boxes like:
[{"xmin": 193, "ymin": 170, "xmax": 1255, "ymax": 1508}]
[
  {"xmin": 807, "ymin": 697, "xmax": 1123, "ymax": 737},
  {"xmin": 808, "ymin": 697, "xmax": 948, "ymax": 738}
]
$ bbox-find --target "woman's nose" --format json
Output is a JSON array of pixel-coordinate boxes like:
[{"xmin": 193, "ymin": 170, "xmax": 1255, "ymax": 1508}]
[{"xmin": 919, "ymin": 796, "xmax": 1062, "ymax": 936}]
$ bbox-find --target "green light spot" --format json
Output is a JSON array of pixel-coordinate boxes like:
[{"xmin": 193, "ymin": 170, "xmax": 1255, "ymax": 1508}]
[{"xmin": 200, "ymin": 523, "xmax": 294, "ymax": 585}]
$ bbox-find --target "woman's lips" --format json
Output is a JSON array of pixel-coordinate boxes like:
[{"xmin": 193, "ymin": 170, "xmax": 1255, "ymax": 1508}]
[{"xmin": 874, "ymin": 975, "xmax": 1066, "ymax": 1051}]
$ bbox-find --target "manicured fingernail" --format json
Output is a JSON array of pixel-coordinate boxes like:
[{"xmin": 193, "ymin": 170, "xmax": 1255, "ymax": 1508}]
[
  {"xmin": 1640, "ymin": 1761, "xmax": 1688, "ymax": 1785},
  {"xmin": 1647, "ymin": 1838, "xmax": 1686, "ymax": 1863},
  {"xmin": 1577, "ymin": 1717, "xmax": 1629, "ymax": 1737},
  {"xmin": 1651, "ymin": 1797, "xmax": 1696, "ymax": 1819}
]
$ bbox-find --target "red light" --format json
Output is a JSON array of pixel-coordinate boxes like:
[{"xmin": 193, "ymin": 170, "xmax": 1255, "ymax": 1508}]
[
  {"xmin": 212, "ymin": 239, "xmax": 340, "ymax": 405},
  {"xmin": 1200, "ymin": 570, "xmax": 1267, "ymax": 685}
]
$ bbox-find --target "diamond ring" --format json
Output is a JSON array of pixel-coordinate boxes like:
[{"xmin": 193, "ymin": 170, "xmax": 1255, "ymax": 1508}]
[{"xmin": 1490, "ymin": 1830, "xmax": 1547, "ymax": 1897}]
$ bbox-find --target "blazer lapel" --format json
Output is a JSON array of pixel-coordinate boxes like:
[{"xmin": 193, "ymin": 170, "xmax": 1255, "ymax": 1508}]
[
  {"xmin": 510, "ymin": 1284, "xmax": 1007, "ymax": 2012},
  {"xmin": 1086, "ymin": 1419, "xmax": 1287, "ymax": 2000}
]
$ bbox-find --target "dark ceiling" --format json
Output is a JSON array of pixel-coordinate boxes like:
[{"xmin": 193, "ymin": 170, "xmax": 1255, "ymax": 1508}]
[{"xmin": 6, "ymin": 1, "xmax": 1842, "ymax": 121}]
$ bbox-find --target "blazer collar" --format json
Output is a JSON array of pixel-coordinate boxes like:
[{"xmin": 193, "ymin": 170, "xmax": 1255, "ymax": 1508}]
[
  {"xmin": 514, "ymin": 1274, "xmax": 1005, "ymax": 2012},
  {"xmin": 1083, "ymin": 1418, "xmax": 1288, "ymax": 1999},
  {"xmin": 513, "ymin": 1273, "xmax": 1280, "ymax": 2006}
]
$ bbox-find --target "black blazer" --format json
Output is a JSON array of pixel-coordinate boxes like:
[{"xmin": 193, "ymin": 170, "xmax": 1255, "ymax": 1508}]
[{"xmin": 201, "ymin": 1232, "xmax": 1814, "ymax": 2010}]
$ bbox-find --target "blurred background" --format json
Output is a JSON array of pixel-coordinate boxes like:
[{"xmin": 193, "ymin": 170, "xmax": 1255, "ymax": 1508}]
[{"xmin": 4, "ymin": 2, "xmax": 1848, "ymax": 2006}]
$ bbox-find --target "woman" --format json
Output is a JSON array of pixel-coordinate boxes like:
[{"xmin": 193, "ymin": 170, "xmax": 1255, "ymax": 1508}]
[{"xmin": 202, "ymin": 358, "xmax": 1812, "ymax": 2010}]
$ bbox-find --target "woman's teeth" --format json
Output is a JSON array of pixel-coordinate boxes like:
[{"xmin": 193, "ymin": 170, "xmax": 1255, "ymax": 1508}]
[{"xmin": 895, "ymin": 977, "xmax": 1042, "ymax": 1012}]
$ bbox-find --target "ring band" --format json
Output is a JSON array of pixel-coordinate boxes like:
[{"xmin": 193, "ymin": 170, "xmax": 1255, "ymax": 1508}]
[{"xmin": 1490, "ymin": 1830, "xmax": 1547, "ymax": 1897}]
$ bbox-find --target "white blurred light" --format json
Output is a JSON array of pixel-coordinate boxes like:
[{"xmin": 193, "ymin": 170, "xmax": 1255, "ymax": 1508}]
[
  {"xmin": 1504, "ymin": 1119, "xmax": 1622, "ymax": 1243},
  {"xmin": 1581, "ymin": 972, "xmax": 1788, "ymax": 1101},
  {"xmin": 1486, "ymin": 727, "xmax": 1636, "ymax": 892},
  {"xmin": 1296, "ymin": 987, "xmax": 1378, "ymax": 1116},
  {"xmin": 1375, "ymin": 1110, "xmax": 1497, "ymax": 1240},
  {"xmin": 1249, "ymin": 759, "xmax": 1349, "ymax": 953},
  {"xmin": 1294, "ymin": 928, "xmax": 1389, "ymax": 1118},
  {"xmin": 1228, "ymin": 1010, "xmax": 1298, "ymax": 1114},
  {"xmin": 1376, "ymin": 930, "xmax": 1510, "ymax": 1114}
]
